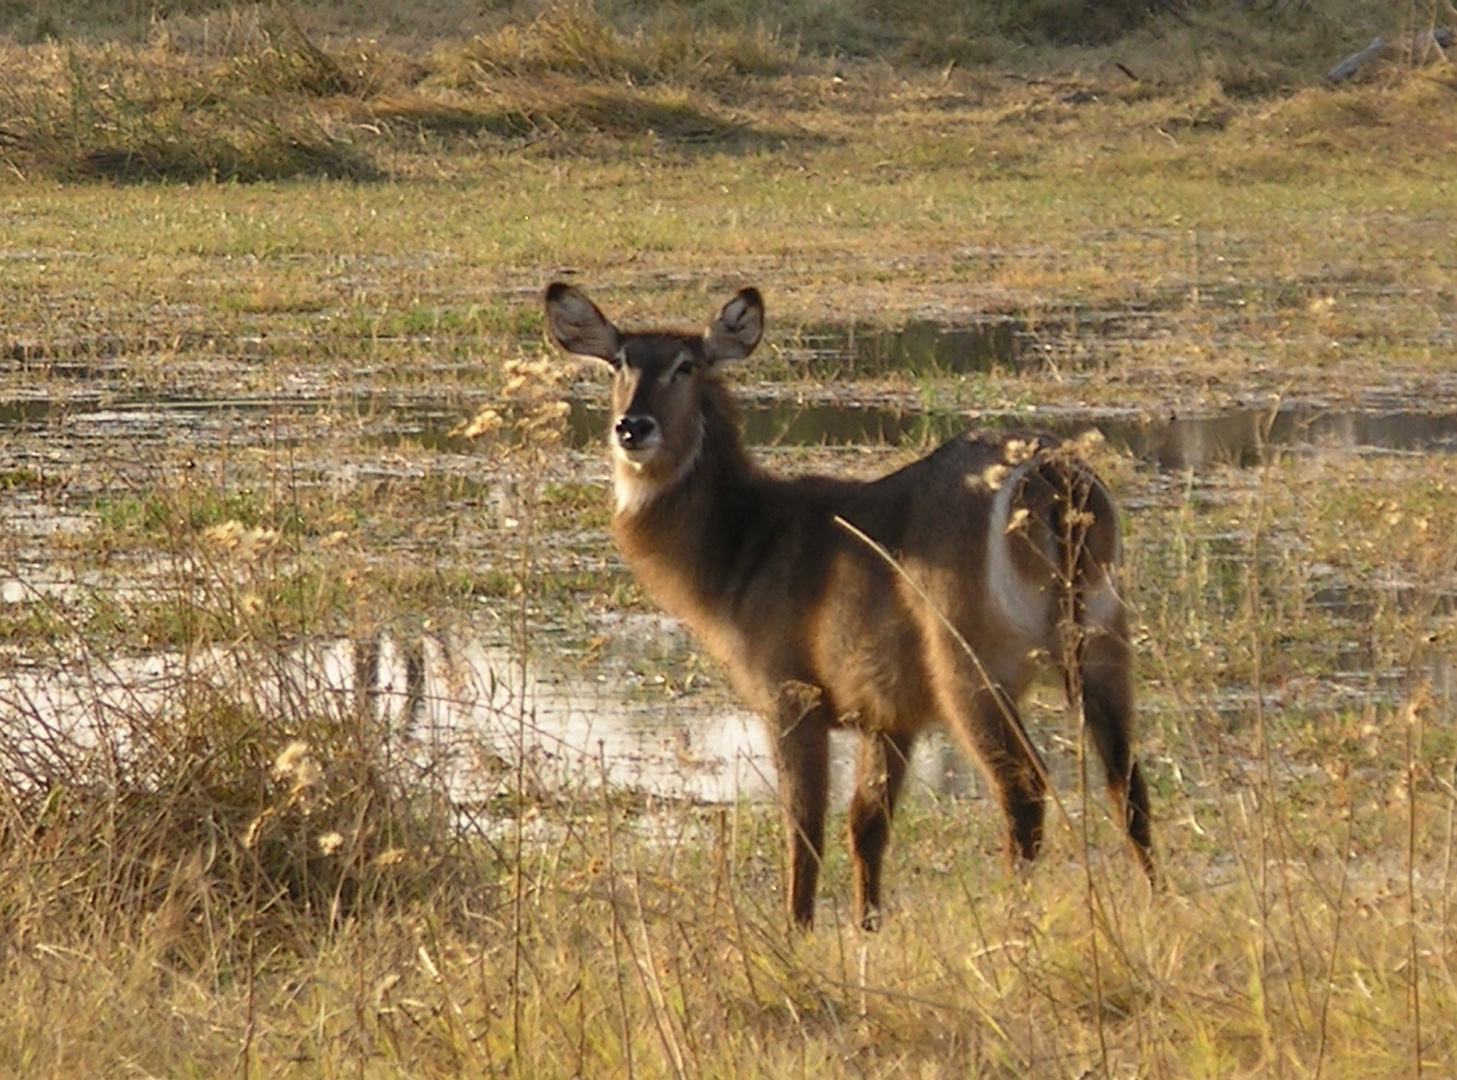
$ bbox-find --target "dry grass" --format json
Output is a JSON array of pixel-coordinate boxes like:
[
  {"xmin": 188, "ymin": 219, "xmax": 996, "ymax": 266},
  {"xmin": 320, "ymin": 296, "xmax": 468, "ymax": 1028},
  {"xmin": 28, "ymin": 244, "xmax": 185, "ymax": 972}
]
[
  {"xmin": 3, "ymin": 337, "xmax": 1455, "ymax": 1079},
  {"xmin": 0, "ymin": 0, "xmax": 1444, "ymax": 182},
  {"xmin": 4, "ymin": 538, "xmax": 1455, "ymax": 1079},
  {"xmin": 1, "ymin": 2, "xmax": 1456, "ymax": 1077}
]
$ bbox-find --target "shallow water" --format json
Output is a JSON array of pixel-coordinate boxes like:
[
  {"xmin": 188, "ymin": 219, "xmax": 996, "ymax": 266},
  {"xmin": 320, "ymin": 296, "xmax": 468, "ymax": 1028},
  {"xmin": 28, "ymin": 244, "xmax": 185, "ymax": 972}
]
[
  {"xmin": 786, "ymin": 309, "xmax": 1154, "ymax": 375},
  {"xmin": 6, "ymin": 363, "xmax": 1457, "ymax": 472},
  {"xmin": 0, "ymin": 628, "xmax": 976, "ymax": 809},
  {"xmin": 568, "ymin": 397, "xmax": 1457, "ymax": 470},
  {"xmin": 3, "ymin": 312, "xmax": 1454, "ymax": 806}
]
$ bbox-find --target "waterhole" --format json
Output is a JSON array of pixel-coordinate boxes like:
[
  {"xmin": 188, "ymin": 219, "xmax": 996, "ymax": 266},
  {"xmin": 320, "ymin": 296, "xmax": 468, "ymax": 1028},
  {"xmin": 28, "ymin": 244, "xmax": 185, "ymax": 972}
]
[
  {"xmin": 568, "ymin": 397, "xmax": 1457, "ymax": 470},
  {"xmin": 3, "ymin": 312, "xmax": 1454, "ymax": 808},
  {"xmin": 8, "ymin": 392, "xmax": 1456, "ymax": 473},
  {"xmin": 785, "ymin": 308, "xmax": 1153, "ymax": 375}
]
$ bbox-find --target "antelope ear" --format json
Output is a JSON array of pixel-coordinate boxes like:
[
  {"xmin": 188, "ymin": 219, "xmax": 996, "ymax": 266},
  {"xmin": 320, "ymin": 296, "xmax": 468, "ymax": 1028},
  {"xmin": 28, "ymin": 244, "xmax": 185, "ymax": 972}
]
[
  {"xmin": 544, "ymin": 283, "xmax": 620, "ymax": 362},
  {"xmin": 704, "ymin": 287, "xmax": 763, "ymax": 363}
]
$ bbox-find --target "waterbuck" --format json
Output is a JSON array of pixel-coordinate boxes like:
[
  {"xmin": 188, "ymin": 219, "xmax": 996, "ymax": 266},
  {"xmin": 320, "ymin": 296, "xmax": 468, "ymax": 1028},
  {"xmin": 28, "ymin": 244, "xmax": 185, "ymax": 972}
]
[{"xmin": 544, "ymin": 282, "xmax": 1155, "ymax": 929}]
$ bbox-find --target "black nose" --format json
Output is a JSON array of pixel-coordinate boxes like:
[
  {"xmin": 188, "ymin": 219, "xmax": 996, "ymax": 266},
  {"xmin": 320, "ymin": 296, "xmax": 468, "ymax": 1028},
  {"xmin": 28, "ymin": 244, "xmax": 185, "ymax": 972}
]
[{"xmin": 614, "ymin": 414, "xmax": 659, "ymax": 448}]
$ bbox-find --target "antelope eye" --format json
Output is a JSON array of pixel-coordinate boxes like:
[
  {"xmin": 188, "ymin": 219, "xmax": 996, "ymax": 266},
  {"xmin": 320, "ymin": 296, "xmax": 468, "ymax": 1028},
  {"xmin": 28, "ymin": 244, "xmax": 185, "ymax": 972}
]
[{"xmin": 674, "ymin": 359, "xmax": 696, "ymax": 378}]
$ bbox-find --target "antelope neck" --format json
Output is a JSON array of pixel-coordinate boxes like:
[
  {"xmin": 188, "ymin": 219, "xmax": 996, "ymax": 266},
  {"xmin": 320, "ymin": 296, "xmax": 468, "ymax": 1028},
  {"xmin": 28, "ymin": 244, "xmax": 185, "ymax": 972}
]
[{"xmin": 610, "ymin": 382, "xmax": 764, "ymax": 588}]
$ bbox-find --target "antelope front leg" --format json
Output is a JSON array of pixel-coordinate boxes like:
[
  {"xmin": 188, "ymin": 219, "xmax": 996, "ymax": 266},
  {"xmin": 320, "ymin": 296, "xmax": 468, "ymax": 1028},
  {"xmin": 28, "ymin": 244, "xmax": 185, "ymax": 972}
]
[{"xmin": 772, "ymin": 681, "xmax": 832, "ymax": 930}]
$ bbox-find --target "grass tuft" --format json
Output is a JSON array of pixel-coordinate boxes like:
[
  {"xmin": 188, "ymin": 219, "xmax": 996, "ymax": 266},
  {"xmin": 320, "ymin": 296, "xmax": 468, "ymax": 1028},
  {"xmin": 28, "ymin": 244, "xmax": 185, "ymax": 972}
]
[
  {"xmin": 0, "ymin": 28, "xmax": 385, "ymax": 182},
  {"xmin": 461, "ymin": 0, "xmax": 794, "ymax": 83}
]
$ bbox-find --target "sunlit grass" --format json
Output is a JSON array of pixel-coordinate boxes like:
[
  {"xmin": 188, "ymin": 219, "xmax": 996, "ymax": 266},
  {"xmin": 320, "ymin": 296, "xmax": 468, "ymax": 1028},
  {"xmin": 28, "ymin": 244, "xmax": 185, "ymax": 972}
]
[
  {"xmin": 5, "ymin": 327, "xmax": 1456, "ymax": 1078},
  {"xmin": 2, "ymin": 3, "xmax": 1457, "ymax": 1077}
]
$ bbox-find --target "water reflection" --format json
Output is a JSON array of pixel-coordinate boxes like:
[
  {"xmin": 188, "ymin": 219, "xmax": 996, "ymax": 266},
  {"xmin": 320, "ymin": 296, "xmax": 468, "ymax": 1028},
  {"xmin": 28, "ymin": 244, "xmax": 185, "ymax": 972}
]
[
  {"xmin": 785, "ymin": 310, "xmax": 1151, "ymax": 375},
  {"xmin": 5, "ymin": 388, "xmax": 1457, "ymax": 474},
  {"xmin": 568, "ymin": 398, "xmax": 1457, "ymax": 470},
  {"xmin": 400, "ymin": 631, "xmax": 974, "ymax": 806},
  {"xmin": 1112, "ymin": 407, "xmax": 1457, "ymax": 470},
  {"xmin": 0, "ymin": 631, "xmax": 974, "ymax": 808},
  {"xmin": 10, "ymin": 620, "xmax": 1443, "ymax": 808},
  {"xmin": 790, "ymin": 318, "xmax": 1022, "ymax": 374}
]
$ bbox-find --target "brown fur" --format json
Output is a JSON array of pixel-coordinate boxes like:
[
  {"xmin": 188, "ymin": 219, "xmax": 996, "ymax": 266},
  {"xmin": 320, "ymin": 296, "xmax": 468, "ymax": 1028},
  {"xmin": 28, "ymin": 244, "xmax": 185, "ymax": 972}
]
[{"xmin": 545, "ymin": 282, "xmax": 1155, "ymax": 930}]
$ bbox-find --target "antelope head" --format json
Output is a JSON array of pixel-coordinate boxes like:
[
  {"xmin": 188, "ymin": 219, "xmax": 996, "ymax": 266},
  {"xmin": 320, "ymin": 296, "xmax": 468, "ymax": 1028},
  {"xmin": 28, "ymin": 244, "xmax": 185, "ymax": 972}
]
[{"xmin": 544, "ymin": 282, "xmax": 764, "ymax": 512}]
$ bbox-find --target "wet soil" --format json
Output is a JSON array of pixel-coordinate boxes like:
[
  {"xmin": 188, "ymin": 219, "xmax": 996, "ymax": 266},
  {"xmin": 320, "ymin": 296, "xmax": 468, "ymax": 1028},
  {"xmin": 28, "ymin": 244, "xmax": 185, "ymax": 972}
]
[{"xmin": 3, "ymin": 313, "xmax": 1455, "ymax": 806}]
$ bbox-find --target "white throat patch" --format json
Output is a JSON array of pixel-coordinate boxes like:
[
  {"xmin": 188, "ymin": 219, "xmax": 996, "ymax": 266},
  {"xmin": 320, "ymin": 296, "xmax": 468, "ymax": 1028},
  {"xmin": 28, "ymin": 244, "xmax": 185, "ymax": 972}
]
[{"xmin": 612, "ymin": 414, "xmax": 705, "ymax": 517}]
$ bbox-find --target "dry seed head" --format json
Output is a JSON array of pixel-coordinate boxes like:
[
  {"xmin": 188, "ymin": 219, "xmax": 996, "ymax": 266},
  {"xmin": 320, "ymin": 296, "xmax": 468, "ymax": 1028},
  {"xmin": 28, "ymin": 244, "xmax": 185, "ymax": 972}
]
[
  {"xmin": 453, "ymin": 406, "xmax": 504, "ymax": 439},
  {"xmin": 519, "ymin": 399, "xmax": 571, "ymax": 444},
  {"xmin": 273, "ymin": 739, "xmax": 310, "ymax": 776},
  {"xmin": 1005, "ymin": 506, "xmax": 1031, "ymax": 534},
  {"xmin": 244, "ymin": 807, "xmax": 275, "ymax": 849},
  {"xmin": 502, "ymin": 355, "xmax": 568, "ymax": 398},
  {"xmin": 203, "ymin": 520, "xmax": 280, "ymax": 554},
  {"xmin": 273, "ymin": 739, "xmax": 322, "ymax": 794},
  {"xmin": 1002, "ymin": 438, "xmax": 1037, "ymax": 465},
  {"xmin": 979, "ymin": 462, "xmax": 1010, "ymax": 492},
  {"xmin": 317, "ymin": 830, "xmax": 344, "ymax": 855}
]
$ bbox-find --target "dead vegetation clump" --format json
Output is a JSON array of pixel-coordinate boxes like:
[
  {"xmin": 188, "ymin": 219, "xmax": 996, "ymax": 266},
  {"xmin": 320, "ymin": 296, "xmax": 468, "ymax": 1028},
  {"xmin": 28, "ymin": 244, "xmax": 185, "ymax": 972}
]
[
  {"xmin": 0, "ymin": 623, "xmax": 482, "ymax": 963},
  {"xmin": 0, "ymin": 1, "xmax": 1444, "ymax": 183},
  {"xmin": 0, "ymin": 23, "xmax": 387, "ymax": 182},
  {"xmin": 0, "ymin": 4, "xmax": 809, "ymax": 181},
  {"xmin": 0, "ymin": 470, "xmax": 496, "ymax": 1005},
  {"xmin": 455, "ymin": 0, "xmax": 791, "ymax": 83}
]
